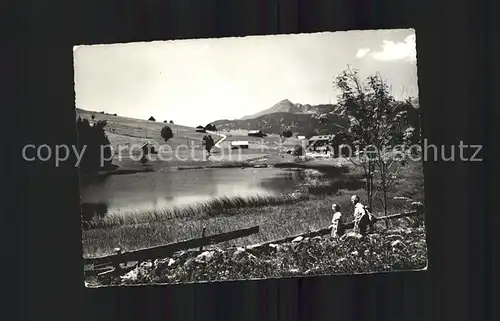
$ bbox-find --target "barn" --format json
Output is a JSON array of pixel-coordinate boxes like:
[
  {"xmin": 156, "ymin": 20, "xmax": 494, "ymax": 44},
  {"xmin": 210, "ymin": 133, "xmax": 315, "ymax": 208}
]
[
  {"xmin": 248, "ymin": 130, "xmax": 265, "ymax": 137},
  {"xmin": 230, "ymin": 141, "xmax": 249, "ymax": 149},
  {"xmin": 195, "ymin": 125, "xmax": 206, "ymax": 133},
  {"xmin": 307, "ymin": 134, "xmax": 335, "ymax": 151}
]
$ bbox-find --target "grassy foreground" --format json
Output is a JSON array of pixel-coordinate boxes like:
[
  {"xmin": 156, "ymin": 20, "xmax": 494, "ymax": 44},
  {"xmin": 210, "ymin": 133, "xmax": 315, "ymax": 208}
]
[{"xmin": 88, "ymin": 227, "xmax": 427, "ymax": 286}]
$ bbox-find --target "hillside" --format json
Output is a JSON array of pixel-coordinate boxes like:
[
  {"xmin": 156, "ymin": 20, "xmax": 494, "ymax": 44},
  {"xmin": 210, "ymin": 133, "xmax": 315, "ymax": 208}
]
[
  {"xmin": 213, "ymin": 99, "xmax": 347, "ymax": 137},
  {"xmin": 212, "ymin": 111, "xmax": 349, "ymax": 137},
  {"xmin": 212, "ymin": 97, "xmax": 420, "ymax": 137}
]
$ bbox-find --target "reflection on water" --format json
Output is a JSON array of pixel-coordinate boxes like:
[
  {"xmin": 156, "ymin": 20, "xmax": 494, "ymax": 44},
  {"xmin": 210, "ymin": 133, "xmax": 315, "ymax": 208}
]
[{"xmin": 79, "ymin": 167, "xmax": 309, "ymax": 220}]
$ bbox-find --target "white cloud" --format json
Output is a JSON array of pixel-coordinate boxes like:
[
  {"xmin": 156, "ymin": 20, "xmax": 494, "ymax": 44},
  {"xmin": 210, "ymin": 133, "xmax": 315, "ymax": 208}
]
[
  {"xmin": 356, "ymin": 48, "xmax": 371, "ymax": 58},
  {"xmin": 370, "ymin": 34, "xmax": 416, "ymax": 62}
]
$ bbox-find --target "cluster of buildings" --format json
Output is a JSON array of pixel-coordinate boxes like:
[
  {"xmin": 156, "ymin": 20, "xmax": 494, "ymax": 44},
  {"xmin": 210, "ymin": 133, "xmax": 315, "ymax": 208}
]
[{"xmin": 193, "ymin": 125, "xmax": 345, "ymax": 155}]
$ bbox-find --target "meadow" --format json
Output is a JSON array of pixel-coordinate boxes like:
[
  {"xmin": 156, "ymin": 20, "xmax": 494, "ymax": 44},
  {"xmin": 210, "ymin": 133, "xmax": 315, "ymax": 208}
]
[
  {"xmin": 77, "ymin": 110, "xmax": 427, "ymax": 285},
  {"xmin": 82, "ymin": 159, "xmax": 424, "ymax": 258}
]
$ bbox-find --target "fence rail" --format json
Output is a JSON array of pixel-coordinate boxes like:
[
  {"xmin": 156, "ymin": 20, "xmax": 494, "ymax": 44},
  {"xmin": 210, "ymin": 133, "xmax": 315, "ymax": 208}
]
[
  {"xmin": 84, "ymin": 225, "xmax": 260, "ymax": 267},
  {"xmin": 247, "ymin": 210, "xmax": 422, "ymax": 251},
  {"xmin": 84, "ymin": 209, "xmax": 423, "ymax": 276}
]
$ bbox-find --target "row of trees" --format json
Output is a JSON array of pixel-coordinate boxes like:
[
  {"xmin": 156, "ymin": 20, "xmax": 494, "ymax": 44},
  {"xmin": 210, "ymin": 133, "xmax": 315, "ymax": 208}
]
[{"xmin": 321, "ymin": 67, "xmax": 421, "ymax": 220}]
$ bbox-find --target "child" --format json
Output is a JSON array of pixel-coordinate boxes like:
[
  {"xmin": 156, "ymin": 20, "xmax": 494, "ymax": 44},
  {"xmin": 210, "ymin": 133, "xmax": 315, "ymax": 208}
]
[{"xmin": 330, "ymin": 203, "xmax": 345, "ymax": 238}]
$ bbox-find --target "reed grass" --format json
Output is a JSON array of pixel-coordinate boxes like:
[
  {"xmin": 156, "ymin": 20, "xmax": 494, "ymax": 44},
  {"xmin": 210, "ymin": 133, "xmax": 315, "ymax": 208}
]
[{"xmin": 82, "ymin": 193, "xmax": 310, "ymax": 230}]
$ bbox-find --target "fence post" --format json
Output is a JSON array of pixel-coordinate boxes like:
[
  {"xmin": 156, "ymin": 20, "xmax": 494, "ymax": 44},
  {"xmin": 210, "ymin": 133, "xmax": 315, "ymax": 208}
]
[{"xmin": 199, "ymin": 226, "xmax": 206, "ymax": 252}]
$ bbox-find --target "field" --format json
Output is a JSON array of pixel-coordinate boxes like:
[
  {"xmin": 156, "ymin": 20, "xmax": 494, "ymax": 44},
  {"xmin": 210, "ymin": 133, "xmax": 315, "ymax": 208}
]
[
  {"xmin": 77, "ymin": 110, "xmax": 427, "ymax": 285},
  {"xmin": 82, "ymin": 159, "xmax": 425, "ymax": 256},
  {"xmin": 77, "ymin": 110, "xmax": 306, "ymax": 170}
]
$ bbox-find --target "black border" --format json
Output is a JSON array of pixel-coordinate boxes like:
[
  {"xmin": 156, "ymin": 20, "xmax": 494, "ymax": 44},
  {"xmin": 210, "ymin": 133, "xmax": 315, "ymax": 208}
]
[{"xmin": 7, "ymin": 0, "xmax": 493, "ymax": 320}]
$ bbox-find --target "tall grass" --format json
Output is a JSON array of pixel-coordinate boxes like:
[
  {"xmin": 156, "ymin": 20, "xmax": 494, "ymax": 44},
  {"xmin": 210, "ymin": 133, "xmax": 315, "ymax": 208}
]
[{"xmin": 82, "ymin": 193, "xmax": 310, "ymax": 230}]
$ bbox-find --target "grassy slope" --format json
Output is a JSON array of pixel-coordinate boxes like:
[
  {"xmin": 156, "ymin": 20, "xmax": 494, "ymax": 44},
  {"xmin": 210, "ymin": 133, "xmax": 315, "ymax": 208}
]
[{"xmin": 76, "ymin": 110, "xmax": 304, "ymax": 169}]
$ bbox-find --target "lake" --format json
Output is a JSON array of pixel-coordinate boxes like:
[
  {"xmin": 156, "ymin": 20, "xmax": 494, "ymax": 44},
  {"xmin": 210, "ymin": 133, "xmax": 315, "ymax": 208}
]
[{"xmin": 79, "ymin": 167, "xmax": 310, "ymax": 219}]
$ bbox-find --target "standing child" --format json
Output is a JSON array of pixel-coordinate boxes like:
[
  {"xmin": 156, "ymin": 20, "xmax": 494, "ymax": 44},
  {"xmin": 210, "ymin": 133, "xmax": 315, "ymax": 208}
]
[{"xmin": 330, "ymin": 204, "xmax": 345, "ymax": 238}]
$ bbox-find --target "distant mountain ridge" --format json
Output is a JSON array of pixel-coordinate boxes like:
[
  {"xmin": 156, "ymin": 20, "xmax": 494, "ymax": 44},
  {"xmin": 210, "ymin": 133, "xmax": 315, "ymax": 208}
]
[
  {"xmin": 212, "ymin": 99, "xmax": 349, "ymax": 137},
  {"xmin": 240, "ymin": 99, "xmax": 337, "ymax": 120}
]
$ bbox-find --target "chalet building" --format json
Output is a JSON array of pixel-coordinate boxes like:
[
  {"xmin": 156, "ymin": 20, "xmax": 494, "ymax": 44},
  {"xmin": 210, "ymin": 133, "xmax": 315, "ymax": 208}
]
[
  {"xmin": 230, "ymin": 141, "xmax": 249, "ymax": 149},
  {"xmin": 195, "ymin": 125, "xmax": 206, "ymax": 133},
  {"xmin": 148, "ymin": 116, "xmax": 156, "ymax": 121},
  {"xmin": 248, "ymin": 130, "xmax": 265, "ymax": 137},
  {"xmin": 307, "ymin": 134, "xmax": 335, "ymax": 151}
]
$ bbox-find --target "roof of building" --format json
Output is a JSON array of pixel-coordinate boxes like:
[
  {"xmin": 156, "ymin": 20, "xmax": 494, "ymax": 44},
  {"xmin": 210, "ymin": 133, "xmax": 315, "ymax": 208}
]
[
  {"xmin": 231, "ymin": 140, "xmax": 249, "ymax": 145},
  {"xmin": 248, "ymin": 130, "xmax": 262, "ymax": 134},
  {"xmin": 309, "ymin": 134, "xmax": 335, "ymax": 141},
  {"xmin": 196, "ymin": 125, "xmax": 205, "ymax": 128}
]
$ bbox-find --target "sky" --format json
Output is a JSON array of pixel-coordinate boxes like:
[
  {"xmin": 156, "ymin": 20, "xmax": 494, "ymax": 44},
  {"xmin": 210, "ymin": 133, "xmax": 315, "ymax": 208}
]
[{"xmin": 73, "ymin": 28, "xmax": 418, "ymax": 127}]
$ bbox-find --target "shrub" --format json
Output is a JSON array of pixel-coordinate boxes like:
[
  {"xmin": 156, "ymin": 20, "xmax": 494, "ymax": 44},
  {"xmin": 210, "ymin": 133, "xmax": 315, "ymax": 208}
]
[
  {"xmin": 205, "ymin": 123, "xmax": 217, "ymax": 131},
  {"xmin": 161, "ymin": 126, "xmax": 174, "ymax": 142},
  {"xmin": 76, "ymin": 117, "xmax": 113, "ymax": 172},
  {"xmin": 202, "ymin": 135, "xmax": 215, "ymax": 155},
  {"xmin": 292, "ymin": 144, "xmax": 304, "ymax": 156}
]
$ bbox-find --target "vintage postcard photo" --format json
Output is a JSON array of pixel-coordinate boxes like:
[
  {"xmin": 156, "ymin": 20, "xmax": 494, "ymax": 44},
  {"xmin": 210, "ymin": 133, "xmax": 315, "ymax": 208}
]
[{"xmin": 74, "ymin": 29, "xmax": 427, "ymax": 287}]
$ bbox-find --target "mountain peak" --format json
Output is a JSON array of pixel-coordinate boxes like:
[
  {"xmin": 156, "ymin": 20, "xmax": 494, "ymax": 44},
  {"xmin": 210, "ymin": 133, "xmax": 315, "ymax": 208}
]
[{"xmin": 241, "ymin": 99, "xmax": 301, "ymax": 120}]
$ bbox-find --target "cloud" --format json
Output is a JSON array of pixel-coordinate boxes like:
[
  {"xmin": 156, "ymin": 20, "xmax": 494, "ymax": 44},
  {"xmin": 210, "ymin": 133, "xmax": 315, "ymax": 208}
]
[
  {"xmin": 356, "ymin": 48, "xmax": 371, "ymax": 59},
  {"xmin": 370, "ymin": 34, "xmax": 416, "ymax": 62}
]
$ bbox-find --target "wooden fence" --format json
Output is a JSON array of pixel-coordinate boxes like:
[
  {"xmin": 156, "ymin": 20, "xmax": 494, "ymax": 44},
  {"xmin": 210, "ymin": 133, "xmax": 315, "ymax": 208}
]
[
  {"xmin": 84, "ymin": 209, "xmax": 424, "ymax": 277},
  {"xmin": 84, "ymin": 225, "xmax": 260, "ymax": 274},
  {"xmin": 246, "ymin": 210, "xmax": 423, "ymax": 252}
]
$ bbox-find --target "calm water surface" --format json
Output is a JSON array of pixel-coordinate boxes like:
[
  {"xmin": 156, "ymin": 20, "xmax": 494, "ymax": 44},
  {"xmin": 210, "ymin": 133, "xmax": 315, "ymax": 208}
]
[{"xmin": 79, "ymin": 167, "xmax": 309, "ymax": 217}]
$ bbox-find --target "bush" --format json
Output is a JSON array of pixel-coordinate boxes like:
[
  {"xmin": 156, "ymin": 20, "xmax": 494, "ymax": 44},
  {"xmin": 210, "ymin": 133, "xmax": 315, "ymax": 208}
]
[
  {"xmin": 161, "ymin": 126, "xmax": 174, "ymax": 142},
  {"xmin": 292, "ymin": 144, "xmax": 304, "ymax": 156},
  {"xmin": 205, "ymin": 123, "xmax": 217, "ymax": 131},
  {"xmin": 202, "ymin": 135, "xmax": 215, "ymax": 155},
  {"xmin": 76, "ymin": 117, "xmax": 113, "ymax": 172}
]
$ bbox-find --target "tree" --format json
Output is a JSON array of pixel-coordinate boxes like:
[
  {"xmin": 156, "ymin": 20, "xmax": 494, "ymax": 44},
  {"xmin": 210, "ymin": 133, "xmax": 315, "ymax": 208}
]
[
  {"xmin": 292, "ymin": 144, "xmax": 304, "ymax": 158},
  {"xmin": 202, "ymin": 135, "xmax": 215, "ymax": 157},
  {"xmin": 205, "ymin": 123, "xmax": 217, "ymax": 131},
  {"xmin": 169, "ymin": 120, "xmax": 174, "ymax": 124},
  {"xmin": 332, "ymin": 66, "xmax": 418, "ymax": 220},
  {"xmin": 163, "ymin": 120, "xmax": 168, "ymax": 123},
  {"xmin": 282, "ymin": 130, "xmax": 293, "ymax": 138},
  {"xmin": 76, "ymin": 117, "xmax": 113, "ymax": 172},
  {"xmin": 161, "ymin": 126, "xmax": 174, "ymax": 142},
  {"xmin": 91, "ymin": 114, "xmax": 95, "ymax": 120}
]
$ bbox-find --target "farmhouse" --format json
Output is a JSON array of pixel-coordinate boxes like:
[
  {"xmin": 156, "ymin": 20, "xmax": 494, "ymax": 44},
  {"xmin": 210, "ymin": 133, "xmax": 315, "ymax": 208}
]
[
  {"xmin": 248, "ymin": 130, "xmax": 265, "ymax": 137},
  {"xmin": 195, "ymin": 125, "xmax": 206, "ymax": 133},
  {"xmin": 230, "ymin": 141, "xmax": 249, "ymax": 149},
  {"xmin": 148, "ymin": 116, "xmax": 156, "ymax": 121},
  {"xmin": 307, "ymin": 134, "xmax": 335, "ymax": 151}
]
